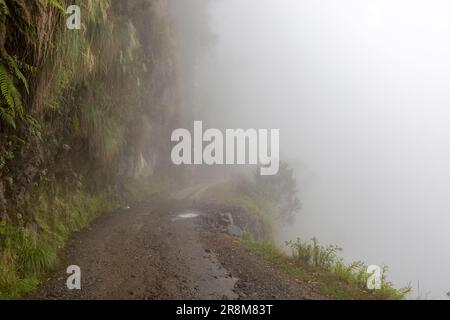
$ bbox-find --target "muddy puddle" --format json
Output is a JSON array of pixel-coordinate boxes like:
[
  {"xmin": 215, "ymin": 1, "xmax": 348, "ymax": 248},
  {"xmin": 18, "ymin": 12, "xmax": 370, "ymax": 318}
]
[{"xmin": 171, "ymin": 212, "xmax": 201, "ymax": 221}]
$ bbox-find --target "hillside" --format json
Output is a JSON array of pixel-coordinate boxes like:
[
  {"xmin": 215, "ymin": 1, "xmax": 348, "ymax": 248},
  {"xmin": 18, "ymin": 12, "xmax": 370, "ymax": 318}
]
[
  {"xmin": 0, "ymin": 1, "xmax": 409, "ymax": 300},
  {"xmin": 0, "ymin": 0, "xmax": 180, "ymax": 298}
]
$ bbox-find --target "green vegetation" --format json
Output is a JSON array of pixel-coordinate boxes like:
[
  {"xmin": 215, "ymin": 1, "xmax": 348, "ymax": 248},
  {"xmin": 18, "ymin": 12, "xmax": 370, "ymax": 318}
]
[
  {"xmin": 206, "ymin": 181, "xmax": 274, "ymax": 222},
  {"xmin": 204, "ymin": 162, "xmax": 301, "ymax": 238},
  {"xmin": 0, "ymin": 0, "xmax": 413, "ymax": 301},
  {"xmin": 0, "ymin": 182, "xmax": 113, "ymax": 299},
  {"xmin": 0, "ymin": 0, "xmax": 181, "ymax": 298},
  {"xmin": 205, "ymin": 180, "xmax": 276, "ymax": 238},
  {"xmin": 205, "ymin": 163, "xmax": 410, "ymax": 299},
  {"xmin": 242, "ymin": 237, "xmax": 411, "ymax": 300},
  {"xmin": 254, "ymin": 163, "xmax": 301, "ymax": 224}
]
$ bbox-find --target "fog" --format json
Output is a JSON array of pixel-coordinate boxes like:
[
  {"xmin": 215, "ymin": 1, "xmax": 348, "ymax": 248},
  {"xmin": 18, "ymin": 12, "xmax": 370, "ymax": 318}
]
[{"xmin": 185, "ymin": 0, "xmax": 450, "ymax": 298}]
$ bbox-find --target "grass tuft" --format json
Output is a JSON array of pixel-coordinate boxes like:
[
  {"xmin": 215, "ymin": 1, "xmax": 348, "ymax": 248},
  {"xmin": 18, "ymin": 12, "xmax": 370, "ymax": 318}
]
[
  {"xmin": 0, "ymin": 183, "xmax": 114, "ymax": 299},
  {"xmin": 242, "ymin": 237, "xmax": 411, "ymax": 300}
]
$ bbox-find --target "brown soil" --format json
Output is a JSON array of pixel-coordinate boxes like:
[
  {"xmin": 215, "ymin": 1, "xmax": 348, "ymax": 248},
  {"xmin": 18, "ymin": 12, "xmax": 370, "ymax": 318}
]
[{"xmin": 29, "ymin": 197, "xmax": 324, "ymax": 300}]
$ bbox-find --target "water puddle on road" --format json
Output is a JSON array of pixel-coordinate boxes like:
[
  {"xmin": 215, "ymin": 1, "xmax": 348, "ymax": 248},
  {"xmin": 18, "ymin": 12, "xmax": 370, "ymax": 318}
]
[
  {"xmin": 172, "ymin": 212, "xmax": 200, "ymax": 222},
  {"xmin": 168, "ymin": 210, "xmax": 239, "ymax": 299}
]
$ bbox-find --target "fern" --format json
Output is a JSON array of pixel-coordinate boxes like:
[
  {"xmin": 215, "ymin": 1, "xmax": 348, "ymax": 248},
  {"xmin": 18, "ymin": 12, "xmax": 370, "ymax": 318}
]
[
  {"xmin": 26, "ymin": 114, "xmax": 42, "ymax": 139},
  {"xmin": 46, "ymin": 0, "xmax": 65, "ymax": 13},
  {"xmin": 0, "ymin": 63, "xmax": 23, "ymax": 128},
  {"xmin": 0, "ymin": 0, "xmax": 10, "ymax": 16},
  {"xmin": 0, "ymin": 107, "xmax": 16, "ymax": 128},
  {"xmin": 0, "ymin": 64, "xmax": 16, "ymax": 108},
  {"xmin": 0, "ymin": 1, "xmax": 43, "ymax": 132},
  {"xmin": 3, "ymin": 51, "xmax": 29, "ymax": 93}
]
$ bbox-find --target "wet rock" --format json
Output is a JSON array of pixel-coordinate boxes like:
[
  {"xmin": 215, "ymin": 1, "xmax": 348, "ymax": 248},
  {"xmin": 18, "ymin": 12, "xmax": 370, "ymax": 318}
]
[
  {"xmin": 227, "ymin": 224, "xmax": 242, "ymax": 237},
  {"xmin": 224, "ymin": 212, "xmax": 234, "ymax": 225},
  {"xmin": 218, "ymin": 216, "xmax": 229, "ymax": 227}
]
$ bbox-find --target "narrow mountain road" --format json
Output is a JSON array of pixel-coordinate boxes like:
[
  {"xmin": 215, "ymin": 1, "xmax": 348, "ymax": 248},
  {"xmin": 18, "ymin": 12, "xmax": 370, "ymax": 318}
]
[{"xmin": 29, "ymin": 196, "xmax": 321, "ymax": 300}]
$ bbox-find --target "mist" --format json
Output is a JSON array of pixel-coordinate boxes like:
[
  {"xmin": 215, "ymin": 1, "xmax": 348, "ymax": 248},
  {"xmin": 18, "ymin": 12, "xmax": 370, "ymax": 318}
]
[{"xmin": 187, "ymin": 0, "xmax": 450, "ymax": 298}]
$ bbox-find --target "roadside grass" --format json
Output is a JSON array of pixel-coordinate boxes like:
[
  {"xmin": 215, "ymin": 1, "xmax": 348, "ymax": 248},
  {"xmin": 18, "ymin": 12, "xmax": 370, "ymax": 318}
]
[
  {"xmin": 0, "ymin": 175, "xmax": 176, "ymax": 299},
  {"xmin": 241, "ymin": 237, "xmax": 411, "ymax": 300},
  {"xmin": 206, "ymin": 180, "xmax": 411, "ymax": 300},
  {"xmin": 0, "ymin": 184, "xmax": 114, "ymax": 299}
]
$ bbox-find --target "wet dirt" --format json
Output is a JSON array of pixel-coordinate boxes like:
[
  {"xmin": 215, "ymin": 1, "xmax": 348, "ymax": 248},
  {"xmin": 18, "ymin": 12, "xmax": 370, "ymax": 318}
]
[{"xmin": 29, "ymin": 197, "xmax": 321, "ymax": 300}]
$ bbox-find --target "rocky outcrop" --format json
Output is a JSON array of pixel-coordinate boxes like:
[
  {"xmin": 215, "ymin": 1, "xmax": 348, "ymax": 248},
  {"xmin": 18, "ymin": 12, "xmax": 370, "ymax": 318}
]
[{"xmin": 200, "ymin": 204, "xmax": 271, "ymax": 240}]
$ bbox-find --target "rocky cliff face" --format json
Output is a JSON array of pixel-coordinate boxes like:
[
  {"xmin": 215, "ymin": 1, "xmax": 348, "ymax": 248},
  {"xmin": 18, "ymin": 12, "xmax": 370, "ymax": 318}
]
[
  {"xmin": 0, "ymin": 0, "xmax": 181, "ymax": 221},
  {"xmin": 0, "ymin": 1, "xmax": 186, "ymax": 297}
]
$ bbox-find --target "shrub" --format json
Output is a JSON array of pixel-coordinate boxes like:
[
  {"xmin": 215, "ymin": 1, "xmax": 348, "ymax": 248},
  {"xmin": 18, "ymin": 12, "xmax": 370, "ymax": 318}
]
[{"xmin": 243, "ymin": 237, "xmax": 411, "ymax": 300}]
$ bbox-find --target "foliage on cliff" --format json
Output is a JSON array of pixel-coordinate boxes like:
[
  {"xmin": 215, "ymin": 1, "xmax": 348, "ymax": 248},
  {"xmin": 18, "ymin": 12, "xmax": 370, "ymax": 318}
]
[{"xmin": 0, "ymin": 0, "xmax": 181, "ymax": 298}]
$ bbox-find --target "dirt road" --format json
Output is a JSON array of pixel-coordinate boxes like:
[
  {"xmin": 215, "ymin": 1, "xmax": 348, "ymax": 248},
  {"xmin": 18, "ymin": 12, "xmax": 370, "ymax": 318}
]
[{"xmin": 30, "ymin": 196, "xmax": 320, "ymax": 300}]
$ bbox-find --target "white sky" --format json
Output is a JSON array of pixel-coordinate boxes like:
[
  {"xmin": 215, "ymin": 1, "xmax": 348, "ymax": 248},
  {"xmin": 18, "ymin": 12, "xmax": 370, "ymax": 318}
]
[{"xmin": 196, "ymin": 0, "xmax": 450, "ymax": 298}]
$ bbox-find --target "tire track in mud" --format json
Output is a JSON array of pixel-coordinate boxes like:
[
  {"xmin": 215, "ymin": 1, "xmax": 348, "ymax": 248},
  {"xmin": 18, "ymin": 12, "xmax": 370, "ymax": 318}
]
[
  {"xmin": 30, "ymin": 199, "xmax": 238, "ymax": 300},
  {"xmin": 30, "ymin": 197, "xmax": 319, "ymax": 300}
]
